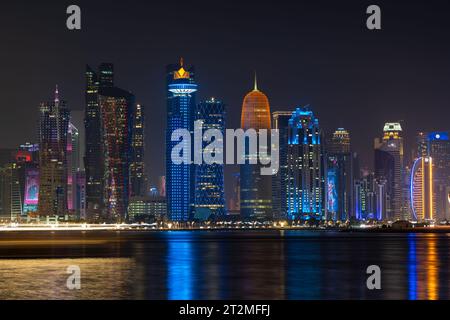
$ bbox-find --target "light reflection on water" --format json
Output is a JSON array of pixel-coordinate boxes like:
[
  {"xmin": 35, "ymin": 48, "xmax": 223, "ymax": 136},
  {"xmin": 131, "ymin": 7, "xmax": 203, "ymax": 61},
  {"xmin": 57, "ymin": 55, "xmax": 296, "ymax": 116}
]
[
  {"xmin": 0, "ymin": 258, "xmax": 134, "ymax": 299},
  {"xmin": 167, "ymin": 238, "xmax": 194, "ymax": 300},
  {"xmin": 0, "ymin": 231, "xmax": 449, "ymax": 300}
]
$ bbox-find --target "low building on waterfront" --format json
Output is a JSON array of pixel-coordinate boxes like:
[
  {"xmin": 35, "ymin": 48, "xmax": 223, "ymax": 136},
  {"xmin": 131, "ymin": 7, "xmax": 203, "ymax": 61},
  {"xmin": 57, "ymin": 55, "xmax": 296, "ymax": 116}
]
[{"xmin": 128, "ymin": 196, "xmax": 167, "ymax": 223}]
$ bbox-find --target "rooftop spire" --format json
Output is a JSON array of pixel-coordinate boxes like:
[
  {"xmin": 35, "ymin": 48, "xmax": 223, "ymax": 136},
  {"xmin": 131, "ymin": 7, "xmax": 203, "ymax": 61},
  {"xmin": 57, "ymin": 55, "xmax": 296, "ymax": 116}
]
[
  {"xmin": 180, "ymin": 57, "xmax": 184, "ymax": 67},
  {"xmin": 253, "ymin": 72, "xmax": 258, "ymax": 91},
  {"xmin": 54, "ymin": 84, "xmax": 59, "ymax": 103}
]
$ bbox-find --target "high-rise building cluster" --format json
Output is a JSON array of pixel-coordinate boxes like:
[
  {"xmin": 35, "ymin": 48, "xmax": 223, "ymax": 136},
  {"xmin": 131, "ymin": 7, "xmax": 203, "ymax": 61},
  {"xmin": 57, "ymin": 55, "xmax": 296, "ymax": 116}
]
[{"xmin": 1, "ymin": 59, "xmax": 449, "ymax": 224}]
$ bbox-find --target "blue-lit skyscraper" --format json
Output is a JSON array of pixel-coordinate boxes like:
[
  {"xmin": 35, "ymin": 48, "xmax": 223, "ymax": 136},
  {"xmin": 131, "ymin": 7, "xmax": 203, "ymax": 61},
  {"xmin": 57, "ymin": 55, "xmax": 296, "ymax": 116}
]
[
  {"xmin": 326, "ymin": 128, "xmax": 353, "ymax": 222},
  {"xmin": 194, "ymin": 98, "xmax": 226, "ymax": 219},
  {"xmin": 166, "ymin": 58, "xmax": 197, "ymax": 221},
  {"xmin": 286, "ymin": 107, "xmax": 325, "ymax": 221}
]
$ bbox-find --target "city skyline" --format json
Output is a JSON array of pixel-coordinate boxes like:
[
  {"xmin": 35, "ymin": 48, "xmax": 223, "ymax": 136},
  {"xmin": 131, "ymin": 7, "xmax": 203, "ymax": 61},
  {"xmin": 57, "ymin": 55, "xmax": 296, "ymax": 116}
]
[
  {"xmin": 1, "ymin": 61, "xmax": 450, "ymax": 222},
  {"xmin": 2, "ymin": 1, "xmax": 450, "ymax": 200},
  {"xmin": 2, "ymin": 0, "xmax": 450, "ymax": 304}
]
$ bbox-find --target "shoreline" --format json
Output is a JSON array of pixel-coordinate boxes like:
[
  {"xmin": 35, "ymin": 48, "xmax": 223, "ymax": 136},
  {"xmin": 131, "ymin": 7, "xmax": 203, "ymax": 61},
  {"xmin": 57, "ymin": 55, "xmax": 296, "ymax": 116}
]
[{"xmin": 0, "ymin": 226, "xmax": 449, "ymax": 235}]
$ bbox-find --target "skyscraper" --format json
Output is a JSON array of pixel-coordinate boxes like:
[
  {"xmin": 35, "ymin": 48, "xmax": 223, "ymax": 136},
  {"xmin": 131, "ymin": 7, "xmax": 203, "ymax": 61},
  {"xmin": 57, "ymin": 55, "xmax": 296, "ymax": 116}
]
[
  {"xmin": 286, "ymin": 107, "xmax": 325, "ymax": 221},
  {"xmin": 166, "ymin": 58, "xmax": 197, "ymax": 221},
  {"xmin": 374, "ymin": 123, "xmax": 404, "ymax": 221},
  {"xmin": 0, "ymin": 165, "xmax": 11, "ymax": 221},
  {"xmin": 158, "ymin": 176, "xmax": 166, "ymax": 197},
  {"xmin": 130, "ymin": 104, "xmax": 146, "ymax": 197},
  {"xmin": 272, "ymin": 111, "xmax": 292, "ymax": 220},
  {"xmin": 98, "ymin": 87, "xmax": 135, "ymax": 223},
  {"xmin": 229, "ymin": 172, "xmax": 241, "ymax": 214},
  {"xmin": 84, "ymin": 63, "xmax": 113, "ymax": 221},
  {"xmin": 354, "ymin": 172, "xmax": 386, "ymax": 221},
  {"xmin": 240, "ymin": 77, "xmax": 272, "ymax": 220},
  {"xmin": 67, "ymin": 122, "xmax": 80, "ymax": 215},
  {"xmin": 194, "ymin": 98, "xmax": 226, "ymax": 218},
  {"xmin": 411, "ymin": 156, "xmax": 434, "ymax": 221},
  {"xmin": 326, "ymin": 128, "xmax": 353, "ymax": 221},
  {"xmin": 329, "ymin": 128, "xmax": 351, "ymax": 154},
  {"xmin": 38, "ymin": 86, "xmax": 70, "ymax": 217},
  {"xmin": 426, "ymin": 132, "xmax": 450, "ymax": 221}
]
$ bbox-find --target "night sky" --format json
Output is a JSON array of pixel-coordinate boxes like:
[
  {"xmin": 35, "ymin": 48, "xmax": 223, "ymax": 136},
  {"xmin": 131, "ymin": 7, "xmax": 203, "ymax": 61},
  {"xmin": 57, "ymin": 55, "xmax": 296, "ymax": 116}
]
[{"xmin": 1, "ymin": 0, "xmax": 450, "ymax": 201}]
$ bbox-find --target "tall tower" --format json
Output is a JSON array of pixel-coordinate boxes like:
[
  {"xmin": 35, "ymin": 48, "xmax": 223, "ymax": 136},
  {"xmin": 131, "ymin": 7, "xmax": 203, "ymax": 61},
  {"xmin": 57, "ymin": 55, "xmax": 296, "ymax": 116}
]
[
  {"xmin": 84, "ymin": 63, "xmax": 113, "ymax": 221},
  {"xmin": 272, "ymin": 111, "xmax": 292, "ymax": 220},
  {"xmin": 374, "ymin": 122, "xmax": 404, "ymax": 221},
  {"xmin": 411, "ymin": 156, "xmax": 434, "ymax": 221},
  {"xmin": 286, "ymin": 107, "xmax": 325, "ymax": 221},
  {"xmin": 427, "ymin": 132, "xmax": 450, "ymax": 221},
  {"xmin": 327, "ymin": 128, "xmax": 353, "ymax": 221},
  {"xmin": 67, "ymin": 122, "xmax": 80, "ymax": 214},
  {"xmin": 166, "ymin": 58, "xmax": 197, "ymax": 221},
  {"xmin": 130, "ymin": 104, "xmax": 146, "ymax": 197},
  {"xmin": 98, "ymin": 87, "xmax": 135, "ymax": 223},
  {"xmin": 38, "ymin": 86, "xmax": 70, "ymax": 217},
  {"xmin": 194, "ymin": 98, "xmax": 226, "ymax": 218},
  {"xmin": 240, "ymin": 75, "xmax": 272, "ymax": 220}
]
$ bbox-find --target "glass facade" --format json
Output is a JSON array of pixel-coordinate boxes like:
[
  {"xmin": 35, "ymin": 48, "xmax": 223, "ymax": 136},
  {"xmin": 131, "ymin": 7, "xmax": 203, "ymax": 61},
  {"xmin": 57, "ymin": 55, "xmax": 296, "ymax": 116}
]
[
  {"xmin": 374, "ymin": 123, "xmax": 405, "ymax": 221},
  {"xmin": 194, "ymin": 98, "xmax": 226, "ymax": 219},
  {"xmin": 38, "ymin": 86, "xmax": 70, "ymax": 217},
  {"xmin": 84, "ymin": 63, "xmax": 113, "ymax": 221},
  {"xmin": 98, "ymin": 87, "xmax": 135, "ymax": 223},
  {"xmin": 166, "ymin": 59, "xmax": 197, "ymax": 221},
  {"xmin": 130, "ymin": 104, "xmax": 146, "ymax": 197},
  {"xmin": 272, "ymin": 111, "xmax": 292, "ymax": 220},
  {"xmin": 286, "ymin": 107, "xmax": 325, "ymax": 221},
  {"xmin": 326, "ymin": 128, "xmax": 353, "ymax": 221}
]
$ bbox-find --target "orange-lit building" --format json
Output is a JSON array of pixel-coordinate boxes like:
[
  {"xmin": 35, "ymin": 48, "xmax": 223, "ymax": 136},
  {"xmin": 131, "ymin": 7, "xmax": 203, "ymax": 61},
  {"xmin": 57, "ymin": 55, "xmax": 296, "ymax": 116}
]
[
  {"xmin": 240, "ymin": 76, "xmax": 272, "ymax": 220},
  {"xmin": 411, "ymin": 156, "xmax": 434, "ymax": 221}
]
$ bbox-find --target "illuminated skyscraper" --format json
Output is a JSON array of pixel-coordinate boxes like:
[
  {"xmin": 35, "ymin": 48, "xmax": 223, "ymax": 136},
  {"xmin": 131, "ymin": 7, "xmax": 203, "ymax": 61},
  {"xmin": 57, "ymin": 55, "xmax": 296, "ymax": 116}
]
[
  {"xmin": 98, "ymin": 87, "xmax": 135, "ymax": 222},
  {"xmin": 166, "ymin": 58, "xmax": 197, "ymax": 221},
  {"xmin": 326, "ymin": 128, "xmax": 353, "ymax": 221},
  {"xmin": 354, "ymin": 173, "xmax": 386, "ymax": 221},
  {"xmin": 84, "ymin": 63, "xmax": 114, "ymax": 221},
  {"xmin": 329, "ymin": 128, "xmax": 351, "ymax": 154},
  {"xmin": 272, "ymin": 111, "xmax": 292, "ymax": 220},
  {"xmin": 374, "ymin": 122, "xmax": 404, "ymax": 221},
  {"xmin": 286, "ymin": 107, "xmax": 325, "ymax": 221},
  {"xmin": 158, "ymin": 176, "xmax": 166, "ymax": 197},
  {"xmin": 229, "ymin": 172, "xmax": 241, "ymax": 214},
  {"xmin": 194, "ymin": 98, "xmax": 226, "ymax": 218},
  {"xmin": 67, "ymin": 122, "xmax": 79, "ymax": 214},
  {"xmin": 426, "ymin": 132, "xmax": 450, "ymax": 221},
  {"xmin": 411, "ymin": 156, "xmax": 434, "ymax": 221},
  {"xmin": 38, "ymin": 86, "xmax": 70, "ymax": 217},
  {"xmin": 240, "ymin": 77, "xmax": 272, "ymax": 220},
  {"xmin": 417, "ymin": 132, "xmax": 429, "ymax": 158},
  {"xmin": 130, "ymin": 104, "xmax": 146, "ymax": 197}
]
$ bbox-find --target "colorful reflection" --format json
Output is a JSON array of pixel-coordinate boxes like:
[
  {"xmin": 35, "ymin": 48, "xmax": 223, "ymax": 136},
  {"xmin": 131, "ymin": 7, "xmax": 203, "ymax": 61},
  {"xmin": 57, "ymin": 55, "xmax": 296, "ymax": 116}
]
[
  {"xmin": 0, "ymin": 258, "xmax": 134, "ymax": 299},
  {"xmin": 408, "ymin": 233, "xmax": 417, "ymax": 300},
  {"xmin": 408, "ymin": 234, "xmax": 439, "ymax": 300},
  {"xmin": 426, "ymin": 235, "xmax": 439, "ymax": 300},
  {"xmin": 167, "ymin": 233, "xmax": 194, "ymax": 300}
]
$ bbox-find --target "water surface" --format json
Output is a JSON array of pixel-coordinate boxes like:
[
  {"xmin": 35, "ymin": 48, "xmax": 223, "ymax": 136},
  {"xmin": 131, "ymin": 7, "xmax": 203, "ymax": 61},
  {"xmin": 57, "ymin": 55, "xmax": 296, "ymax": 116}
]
[{"xmin": 0, "ymin": 230, "xmax": 448, "ymax": 300}]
